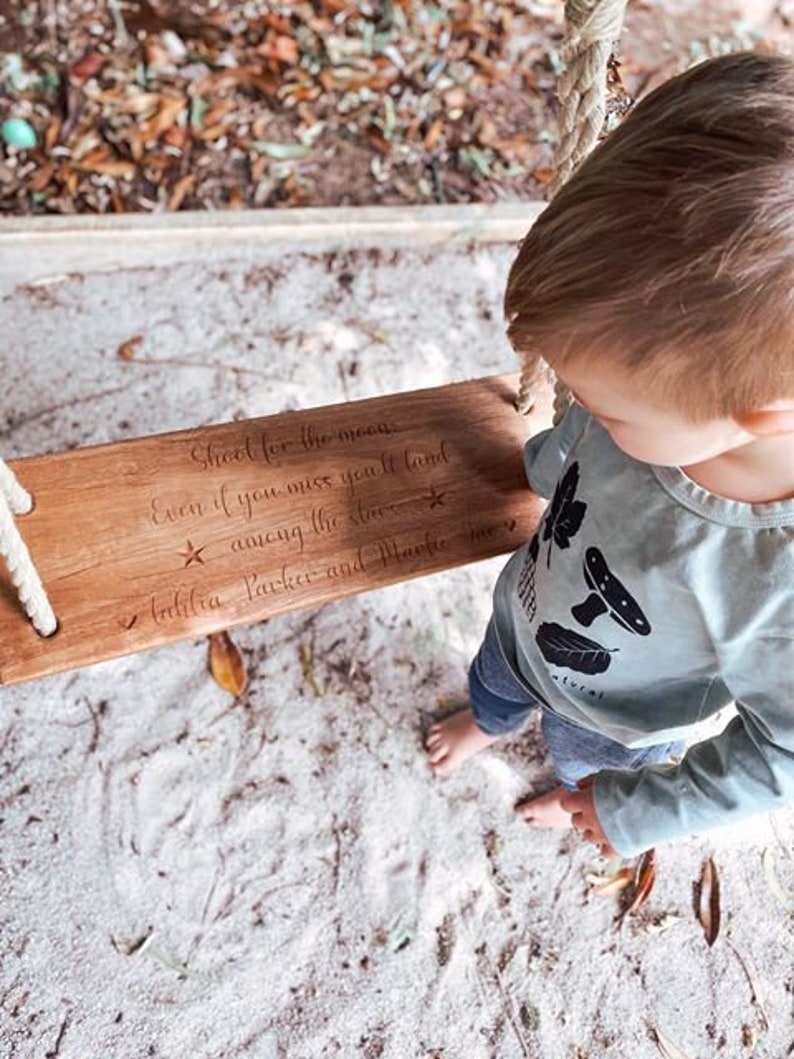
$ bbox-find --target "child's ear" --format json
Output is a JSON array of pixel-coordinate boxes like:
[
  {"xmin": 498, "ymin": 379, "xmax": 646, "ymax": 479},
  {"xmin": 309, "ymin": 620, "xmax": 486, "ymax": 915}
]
[{"xmin": 734, "ymin": 402, "xmax": 794, "ymax": 437}]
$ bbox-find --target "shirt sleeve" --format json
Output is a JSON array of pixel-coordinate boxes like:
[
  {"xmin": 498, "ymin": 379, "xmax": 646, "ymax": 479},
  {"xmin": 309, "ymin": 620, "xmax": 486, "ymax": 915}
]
[
  {"xmin": 523, "ymin": 403, "xmax": 591, "ymax": 498},
  {"xmin": 593, "ymin": 631, "xmax": 794, "ymax": 857}
]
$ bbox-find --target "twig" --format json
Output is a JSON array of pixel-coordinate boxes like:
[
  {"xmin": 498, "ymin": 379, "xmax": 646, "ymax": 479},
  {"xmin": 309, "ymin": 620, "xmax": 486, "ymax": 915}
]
[
  {"xmin": 84, "ymin": 697, "xmax": 104, "ymax": 754},
  {"xmin": 44, "ymin": 1012, "xmax": 70, "ymax": 1058},
  {"xmin": 121, "ymin": 355, "xmax": 285, "ymax": 380},
  {"xmin": 330, "ymin": 813, "xmax": 343, "ymax": 894},
  {"xmin": 488, "ymin": 956, "xmax": 534, "ymax": 1059},
  {"xmin": 726, "ymin": 939, "xmax": 770, "ymax": 1032},
  {"xmin": 107, "ymin": 0, "xmax": 130, "ymax": 45}
]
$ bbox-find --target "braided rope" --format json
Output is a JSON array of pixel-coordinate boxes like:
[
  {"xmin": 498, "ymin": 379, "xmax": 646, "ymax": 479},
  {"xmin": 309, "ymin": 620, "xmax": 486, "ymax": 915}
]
[
  {"xmin": 517, "ymin": 0, "xmax": 628, "ymax": 421},
  {"xmin": 550, "ymin": 0, "xmax": 628, "ymax": 196},
  {"xmin": 0, "ymin": 457, "xmax": 57, "ymax": 636}
]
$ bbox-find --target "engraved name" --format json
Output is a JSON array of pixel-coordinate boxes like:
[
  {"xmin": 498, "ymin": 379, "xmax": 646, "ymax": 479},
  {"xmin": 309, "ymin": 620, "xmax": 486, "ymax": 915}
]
[
  {"xmin": 372, "ymin": 531, "xmax": 449, "ymax": 568},
  {"xmin": 150, "ymin": 586, "xmax": 223, "ymax": 625}
]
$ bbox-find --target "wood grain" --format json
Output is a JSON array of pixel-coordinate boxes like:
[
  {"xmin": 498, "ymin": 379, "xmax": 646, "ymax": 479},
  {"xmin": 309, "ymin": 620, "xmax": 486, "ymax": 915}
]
[{"xmin": 0, "ymin": 374, "xmax": 551, "ymax": 685}]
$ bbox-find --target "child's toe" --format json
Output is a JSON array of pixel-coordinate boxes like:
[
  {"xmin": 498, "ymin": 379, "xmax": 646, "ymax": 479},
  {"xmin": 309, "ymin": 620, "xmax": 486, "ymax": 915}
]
[{"xmin": 427, "ymin": 743, "xmax": 448, "ymax": 765}]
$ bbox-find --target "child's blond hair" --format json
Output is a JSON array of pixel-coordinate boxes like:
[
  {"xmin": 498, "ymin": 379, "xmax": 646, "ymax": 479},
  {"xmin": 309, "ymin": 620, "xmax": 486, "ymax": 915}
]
[{"xmin": 506, "ymin": 51, "xmax": 794, "ymax": 421}]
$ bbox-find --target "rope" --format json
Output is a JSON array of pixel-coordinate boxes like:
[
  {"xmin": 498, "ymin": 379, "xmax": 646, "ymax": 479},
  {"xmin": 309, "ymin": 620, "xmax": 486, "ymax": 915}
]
[
  {"xmin": 516, "ymin": 0, "xmax": 628, "ymax": 421},
  {"xmin": 0, "ymin": 457, "xmax": 57, "ymax": 637},
  {"xmin": 550, "ymin": 0, "xmax": 629, "ymax": 197}
]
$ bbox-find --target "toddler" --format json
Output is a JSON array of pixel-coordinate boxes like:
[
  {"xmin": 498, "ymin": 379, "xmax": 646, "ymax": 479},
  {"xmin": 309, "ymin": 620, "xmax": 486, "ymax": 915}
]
[{"xmin": 426, "ymin": 51, "xmax": 794, "ymax": 859}]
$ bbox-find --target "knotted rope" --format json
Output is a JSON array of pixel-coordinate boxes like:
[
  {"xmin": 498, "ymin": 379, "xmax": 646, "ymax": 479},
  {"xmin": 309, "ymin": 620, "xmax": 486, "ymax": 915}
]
[
  {"xmin": 516, "ymin": 0, "xmax": 629, "ymax": 421},
  {"xmin": 0, "ymin": 457, "xmax": 57, "ymax": 636}
]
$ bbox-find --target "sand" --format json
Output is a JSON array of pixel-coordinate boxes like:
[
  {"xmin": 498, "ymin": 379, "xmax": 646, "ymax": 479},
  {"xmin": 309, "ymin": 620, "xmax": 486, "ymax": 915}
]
[{"xmin": 1, "ymin": 237, "xmax": 794, "ymax": 1059}]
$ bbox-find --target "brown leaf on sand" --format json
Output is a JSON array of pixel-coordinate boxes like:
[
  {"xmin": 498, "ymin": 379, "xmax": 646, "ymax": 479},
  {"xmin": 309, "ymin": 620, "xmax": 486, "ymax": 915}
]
[
  {"xmin": 697, "ymin": 856, "xmax": 721, "ymax": 946},
  {"xmin": 209, "ymin": 631, "xmax": 247, "ymax": 696},
  {"xmin": 625, "ymin": 848, "xmax": 657, "ymax": 916},
  {"xmin": 590, "ymin": 865, "xmax": 634, "ymax": 897},
  {"xmin": 117, "ymin": 335, "xmax": 144, "ymax": 360},
  {"xmin": 650, "ymin": 1026, "xmax": 694, "ymax": 1059}
]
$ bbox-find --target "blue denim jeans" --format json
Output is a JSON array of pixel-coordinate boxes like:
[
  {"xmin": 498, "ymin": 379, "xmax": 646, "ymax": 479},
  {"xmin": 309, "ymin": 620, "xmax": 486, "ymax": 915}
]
[{"xmin": 469, "ymin": 618, "xmax": 684, "ymax": 788}]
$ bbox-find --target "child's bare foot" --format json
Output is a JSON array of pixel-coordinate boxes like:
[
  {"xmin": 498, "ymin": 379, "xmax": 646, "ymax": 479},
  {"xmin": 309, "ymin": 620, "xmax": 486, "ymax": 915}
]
[
  {"xmin": 425, "ymin": 708, "xmax": 499, "ymax": 777},
  {"xmin": 514, "ymin": 787, "xmax": 572, "ymax": 830}
]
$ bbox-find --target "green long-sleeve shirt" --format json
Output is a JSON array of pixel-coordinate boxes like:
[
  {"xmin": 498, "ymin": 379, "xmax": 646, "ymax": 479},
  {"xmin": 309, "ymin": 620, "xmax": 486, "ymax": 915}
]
[{"xmin": 492, "ymin": 404, "xmax": 794, "ymax": 856}]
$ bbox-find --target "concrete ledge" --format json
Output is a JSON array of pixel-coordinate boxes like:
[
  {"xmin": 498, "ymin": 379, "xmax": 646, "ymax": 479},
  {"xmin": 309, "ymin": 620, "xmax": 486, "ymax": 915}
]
[{"xmin": 0, "ymin": 202, "xmax": 544, "ymax": 292}]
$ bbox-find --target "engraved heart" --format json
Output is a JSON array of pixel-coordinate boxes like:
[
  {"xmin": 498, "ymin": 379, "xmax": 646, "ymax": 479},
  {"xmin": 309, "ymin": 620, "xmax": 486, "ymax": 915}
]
[
  {"xmin": 504, "ymin": 519, "xmax": 517, "ymax": 532},
  {"xmin": 118, "ymin": 615, "xmax": 138, "ymax": 630}
]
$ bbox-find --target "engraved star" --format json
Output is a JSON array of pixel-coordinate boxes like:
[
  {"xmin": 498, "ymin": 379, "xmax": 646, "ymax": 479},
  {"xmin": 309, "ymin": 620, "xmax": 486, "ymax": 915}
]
[
  {"xmin": 423, "ymin": 486, "xmax": 446, "ymax": 509},
  {"xmin": 179, "ymin": 540, "xmax": 206, "ymax": 567}
]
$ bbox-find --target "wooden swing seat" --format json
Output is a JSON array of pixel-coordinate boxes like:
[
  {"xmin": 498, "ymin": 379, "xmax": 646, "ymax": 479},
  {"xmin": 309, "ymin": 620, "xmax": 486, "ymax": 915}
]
[{"xmin": 0, "ymin": 374, "xmax": 551, "ymax": 686}]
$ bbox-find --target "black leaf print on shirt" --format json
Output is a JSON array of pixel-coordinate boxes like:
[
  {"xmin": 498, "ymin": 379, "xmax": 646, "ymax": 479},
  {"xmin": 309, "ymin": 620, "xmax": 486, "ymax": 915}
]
[
  {"xmin": 536, "ymin": 621, "xmax": 618, "ymax": 675},
  {"xmin": 542, "ymin": 461, "xmax": 587, "ymax": 568}
]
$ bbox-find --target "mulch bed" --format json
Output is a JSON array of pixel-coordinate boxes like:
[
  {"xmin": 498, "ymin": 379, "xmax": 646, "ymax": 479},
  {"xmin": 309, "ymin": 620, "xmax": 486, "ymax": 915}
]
[{"xmin": 0, "ymin": 0, "xmax": 786, "ymax": 215}]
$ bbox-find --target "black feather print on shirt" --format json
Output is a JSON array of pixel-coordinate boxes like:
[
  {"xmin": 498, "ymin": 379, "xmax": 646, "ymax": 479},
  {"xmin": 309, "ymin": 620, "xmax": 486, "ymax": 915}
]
[
  {"xmin": 536, "ymin": 622, "xmax": 618, "ymax": 675},
  {"xmin": 542, "ymin": 461, "xmax": 587, "ymax": 568}
]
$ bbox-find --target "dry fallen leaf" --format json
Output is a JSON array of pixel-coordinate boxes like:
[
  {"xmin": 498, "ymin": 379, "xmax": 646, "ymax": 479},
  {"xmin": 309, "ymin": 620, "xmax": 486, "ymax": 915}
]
[
  {"xmin": 725, "ymin": 938, "xmax": 770, "ymax": 1032},
  {"xmin": 651, "ymin": 1026, "xmax": 694, "ymax": 1059},
  {"xmin": 117, "ymin": 335, "xmax": 144, "ymax": 360},
  {"xmin": 698, "ymin": 856, "xmax": 721, "ymax": 946},
  {"xmin": 589, "ymin": 866, "xmax": 634, "ymax": 897},
  {"xmin": 43, "ymin": 117, "xmax": 62, "ymax": 153},
  {"xmin": 639, "ymin": 912, "xmax": 683, "ymax": 936},
  {"xmin": 625, "ymin": 848, "xmax": 656, "ymax": 916},
  {"xmin": 257, "ymin": 33, "xmax": 300, "ymax": 66},
  {"xmin": 531, "ymin": 165, "xmax": 556, "ymax": 185},
  {"xmin": 27, "ymin": 161, "xmax": 56, "ymax": 193},
  {"xmin": 423, "ymin": 118, "xmax": 443, "ymax": 150},
  {"xmin": 299, "ymin": 642, "xmax": 322, "ymax": 697},
  {"xmin": 75, "ymin": 154, "xmax": 136, "ymax": 179},
  {"xmin": 139, "ymin": 94, "xmax": 186, "ymax": 142},
  {"xmin": 762, "ymin": 847, "xmax": 794, "ymax": 916},
  {"xmin": 167, "ymin": 174, "xmax": 196, "ymax": 211},
  {"xmin": 69, "ymin": 51, "xmax": 108, "ymax": 81},
  {"xmin": 209, "ymin": 630, "xmax": 247, "ymax": 696}
]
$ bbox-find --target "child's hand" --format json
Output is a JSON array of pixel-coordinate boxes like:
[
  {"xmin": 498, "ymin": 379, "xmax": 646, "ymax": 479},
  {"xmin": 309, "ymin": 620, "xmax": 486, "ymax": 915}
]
[{"xmin": 559, "ymin": 776, "xmax": 617, "ymax": 858}]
